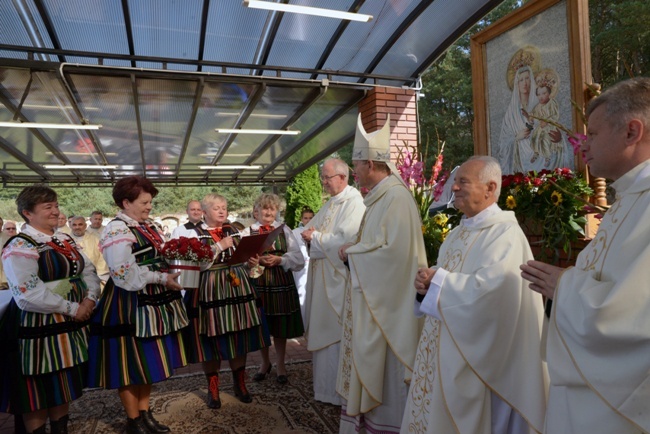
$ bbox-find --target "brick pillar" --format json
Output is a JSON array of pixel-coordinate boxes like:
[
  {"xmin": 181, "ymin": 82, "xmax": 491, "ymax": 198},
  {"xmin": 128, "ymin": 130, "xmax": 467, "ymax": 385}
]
[{"xmin": 358, "ymin": 87, "xmax": 418, "ymax": 161}]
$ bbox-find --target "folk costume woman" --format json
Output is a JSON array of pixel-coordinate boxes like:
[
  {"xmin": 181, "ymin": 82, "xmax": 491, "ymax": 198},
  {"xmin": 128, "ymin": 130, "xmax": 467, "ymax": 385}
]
[
  {"xmin": 182, "ymin": 194, "xmax": 270, "ymax": 409},
  {"xmin": 244, "ymin": 193, "xmax": 304, "ymax": 384},
  {"xmin": 0, "ymin": 185, "xmax": 101, "ymax": 434},
  {"xmin": 87, "ymin": 176, "xmax": 186, "ymax": 434}
]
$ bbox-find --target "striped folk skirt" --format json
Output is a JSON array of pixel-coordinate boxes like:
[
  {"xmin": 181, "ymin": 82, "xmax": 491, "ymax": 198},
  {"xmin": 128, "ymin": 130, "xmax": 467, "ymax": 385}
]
[
  {"xmin": 183, "ymin": 263, "xmax": 270, "ymax": 363},
  {"xmin": 0, "ymin": 299, "xmax": 87, "ymax": 414},
  {"xmin": 86, "ymin": 279, "xmax": 188, "ymax": 389},
  {"xmin": 253, "ymin": 265, "xmax": 304, "ymax": 339}
]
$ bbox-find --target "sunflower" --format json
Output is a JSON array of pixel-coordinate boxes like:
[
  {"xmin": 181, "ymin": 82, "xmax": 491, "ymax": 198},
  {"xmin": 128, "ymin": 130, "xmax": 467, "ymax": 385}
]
[
  {"xmin": 433, "ymin": 213, "xmax": 449, "ymax": 226},
  {"xmin": 551, "ymin": 191, "xmax": 563, "ymax": 206},
  {"xmin": 505, "ymin": 195, "xmax": 517, "ymax": 209}
]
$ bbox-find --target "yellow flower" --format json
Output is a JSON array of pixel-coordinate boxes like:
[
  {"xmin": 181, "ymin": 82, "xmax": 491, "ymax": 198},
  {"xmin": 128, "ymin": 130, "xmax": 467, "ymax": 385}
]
[
  {"xmin": 505, "ymin": 195, "xmax": 517, "ymax": 209},
  {"xmin": 433, "ymin": 213, "xmax": 448, "ymax": 226},
  {"xmin": 421, "ymin": 225, "xmax": 426, "ymax": 234},
  {"xmin": 441, "ymin": 227, "xmax": 450, "ymax": 240},
  {"xmin": 551, "ymin": 191, "xmax": 563, "ymax": 206}
]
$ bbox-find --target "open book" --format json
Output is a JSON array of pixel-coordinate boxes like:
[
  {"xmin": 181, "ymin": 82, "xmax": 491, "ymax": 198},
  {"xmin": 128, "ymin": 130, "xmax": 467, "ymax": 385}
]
[{"xmin": 227, "ymin": 224, "xmax": 284, "ymax": 265}]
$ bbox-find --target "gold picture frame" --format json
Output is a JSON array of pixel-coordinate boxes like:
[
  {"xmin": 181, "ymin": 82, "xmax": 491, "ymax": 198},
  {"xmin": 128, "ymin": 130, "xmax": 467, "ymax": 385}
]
[{"xmin": 470, "ymin": 0, "xmax": 591, "ymax": 175}]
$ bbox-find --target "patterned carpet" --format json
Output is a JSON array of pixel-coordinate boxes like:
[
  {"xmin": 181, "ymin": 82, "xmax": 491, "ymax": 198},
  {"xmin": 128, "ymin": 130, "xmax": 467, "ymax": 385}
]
[{"xmin": 68, "ymin": 361, "xmax": 340, "ymax": 433}]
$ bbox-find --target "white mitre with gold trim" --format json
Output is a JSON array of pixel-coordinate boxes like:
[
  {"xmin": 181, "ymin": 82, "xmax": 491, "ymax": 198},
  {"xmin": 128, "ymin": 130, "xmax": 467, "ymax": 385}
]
[
  {"xmin": 352, "ymin": 114, "xmax": 391, "ymax": 161},
  {"xmin": 352, "ymin": 114, "xmax": 405, "ymax": 184}
]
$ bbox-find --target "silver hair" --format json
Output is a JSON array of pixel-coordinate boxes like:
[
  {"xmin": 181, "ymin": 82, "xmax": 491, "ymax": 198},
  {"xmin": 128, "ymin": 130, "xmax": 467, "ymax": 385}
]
[
  {"xmin": 323, "ymin": 158, "xmax": 350, "ymax": 181},
  {"xmin": 586, "ymin": 77, "xmax": 650, "ymax": 130},
  {"xmin": 468, "ymin": 155, "xmax": 502, "ymax": 199}
]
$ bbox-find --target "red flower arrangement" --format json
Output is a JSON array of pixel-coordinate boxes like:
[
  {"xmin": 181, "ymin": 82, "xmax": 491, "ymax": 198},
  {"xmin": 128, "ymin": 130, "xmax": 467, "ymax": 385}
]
[{"xmin": 160, "ymin": 236, "xmax": 214, "ymax": 263}]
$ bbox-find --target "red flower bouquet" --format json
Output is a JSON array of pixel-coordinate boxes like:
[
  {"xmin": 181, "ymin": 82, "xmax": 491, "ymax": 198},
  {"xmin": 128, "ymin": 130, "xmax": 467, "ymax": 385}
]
[
  {"xmin": 160, "ymin": 236, "xmax": 214, "ymax": 263},
  {"xmin": 160, "ymin": 237, "xmax": 213, "ymax": 289}
]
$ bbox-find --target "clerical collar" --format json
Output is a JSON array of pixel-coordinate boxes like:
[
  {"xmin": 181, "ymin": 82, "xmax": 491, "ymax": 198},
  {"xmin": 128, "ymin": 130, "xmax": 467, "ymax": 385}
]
[
  {"xmin": 461, "ymin": 203, "xmax": 501, "ymax": 228},
  {"xmin": 365, "ymin": 175, "xmax": 390, "ymax": 199},
  {"xmin": 611, "ymin": 158, "xmax": 650, "ymax": 198}
]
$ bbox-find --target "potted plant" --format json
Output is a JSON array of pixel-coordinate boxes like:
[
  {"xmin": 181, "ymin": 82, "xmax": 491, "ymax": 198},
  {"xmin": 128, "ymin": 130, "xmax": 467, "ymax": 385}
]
[{"xmin": 160, "ymin": 236, "xmax": 214, "ymax": 288}]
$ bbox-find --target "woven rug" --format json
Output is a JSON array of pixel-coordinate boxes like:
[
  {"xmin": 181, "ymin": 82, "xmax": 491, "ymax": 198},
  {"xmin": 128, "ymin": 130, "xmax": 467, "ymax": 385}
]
[{"xmin": 67, "ymin": 361, "xmax": 341, "ymax": 433}]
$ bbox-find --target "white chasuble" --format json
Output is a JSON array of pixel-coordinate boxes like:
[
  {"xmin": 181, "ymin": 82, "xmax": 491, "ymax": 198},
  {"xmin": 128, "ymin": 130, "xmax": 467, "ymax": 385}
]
[
  {"xmin": 402, "ymin": 209, "xmax": 548, "ymax": 434},
  {"xmin": 304, "ymin": 185, "xmax": 365, "ymax": 351},
  {"xmin": 337, "ymin": 175, "xmax": 427, "ymax": 419},
  {"xmin": 545, "ymin": 160, "xmax": 650, "ymax": 434}
]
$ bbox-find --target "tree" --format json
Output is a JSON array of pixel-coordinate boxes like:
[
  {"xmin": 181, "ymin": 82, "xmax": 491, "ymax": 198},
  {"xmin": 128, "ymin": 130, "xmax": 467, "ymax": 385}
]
[
  {"xmin": 417, "ymin": 0, "xmax": 524, "ymax": 175},
  {"xmin": 590, "ymin": 0, "xmax": 650, "ymax": 86},
  {"xmin": 284, "ymin": 164, "xmax": 322, "ymax": 228}
]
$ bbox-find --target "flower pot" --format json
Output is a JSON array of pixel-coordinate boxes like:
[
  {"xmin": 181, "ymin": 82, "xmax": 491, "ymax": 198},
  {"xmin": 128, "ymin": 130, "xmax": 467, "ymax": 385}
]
[{"xmin": 167, "ymin": 259, "xmax": 201, "ymax": 289}]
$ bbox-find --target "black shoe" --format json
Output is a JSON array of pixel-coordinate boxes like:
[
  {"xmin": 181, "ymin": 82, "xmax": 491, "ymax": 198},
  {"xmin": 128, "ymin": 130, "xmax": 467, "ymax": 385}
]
[
  {"xmin": 206, "ymin": 372, "xmax": 221, "ymax": 409},
  {"xmin": 29, "ymin": 424, "xmax": 46, "ymax": 434},
  {"xmin": 232, "ymin": 367, "xmax": 252, "ymax": 404},
  {"xmin": 125, "ymin": 417, "xmax": 148, "ymax": 434},
  {"xmin": 252, "ymin": 364, "xmax": 272, "ymax": 382},
  {"xmin": 50, "ymin": 414, "xmax": 69, "ymax": 434},
  {"xmin": 276, "ymin": 374, "xmax": 288, "ymax": 384},
  {"xmin": 139, "ymin": 409, "xmax": 170, "ymax": 433}
]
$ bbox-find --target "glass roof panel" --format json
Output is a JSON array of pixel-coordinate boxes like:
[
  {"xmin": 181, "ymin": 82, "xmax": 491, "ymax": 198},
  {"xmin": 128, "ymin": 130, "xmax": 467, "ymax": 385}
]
[
  {"xmin": 134, "ymin": 77, "xmax": 198, "ymax": 168},
  {"xmin": 0, "ymin": 0, "xmax": 54, "ymax": 60},
  {"xmin": 66, "ymin": 73, "xmax": 142, "ymax": 167},
  {"xmin": 44, "ymin": 0, "xmax": 130, "ymax": 55},
  {"xmin": 283, "ymin": 109, "xmax": 358, "ymax": 173},
  {"xmin": 64, "ymin": 57, "xmax": 132, "ymax": 67},
  {"xmin": 180, "ymin": 81, "xmax": 257, "ymax": 167},
  {"xmin": 322, "ymin": 1, "xmax": 419, "ymax": 74},
  {"xmin": 202, "ymin": 1, "xmax": 267, "ymax": 65},
  {"xmin": 373, "ymin": 0, "xmax": 485, "ymax": 80},
  {"xmin": 129, "ymin": 0, "xmax": 202, "ymax": 61},
  {"xmin": 265, "ymin": 0, "xmax": 355, "ymax": 73},
  {"xmin": 259, "ymin": 87, "xmax": 360, "ymax": 166}
]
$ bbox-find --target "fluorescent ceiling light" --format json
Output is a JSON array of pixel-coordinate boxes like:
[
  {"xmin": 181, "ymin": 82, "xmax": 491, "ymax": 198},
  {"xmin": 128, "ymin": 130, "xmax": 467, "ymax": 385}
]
[
  {"xmin": 243, "ymin": 0, "xmax": 373, "ymax": 22},
  {"xmin": 199, "ymin": 153, "xmax": 252, "ymax": 157},
  {"xmin": 216, "ymin": 112, "xmax": 288, "ymax": 119},
  {"xmin": 199, "ymin": 165, "xmax": 261, "ymax": 170},
  {"xmin": 44, "ymin": 164, "xmax": 117, "ymax": 170},
  {"xmin": 46, "ymin": 151, "xmax": 118, "ymax": 157},
  {"xmin": 23, "ymin": 104, "xmax": 101, "ymax": 112},
  {"xmin": 0, "ymin": 121, "xmax": 102, "ymax": 130},
  {"xmin": 215, "ymin": 128, "xmax": 299, "ymax": 135}
]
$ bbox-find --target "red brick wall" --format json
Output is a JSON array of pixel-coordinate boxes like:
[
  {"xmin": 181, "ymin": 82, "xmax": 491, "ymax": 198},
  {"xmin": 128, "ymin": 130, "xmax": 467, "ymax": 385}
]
[{"xmin": 358, "ymin": 87, "xmax": 418, "ymax": 161}]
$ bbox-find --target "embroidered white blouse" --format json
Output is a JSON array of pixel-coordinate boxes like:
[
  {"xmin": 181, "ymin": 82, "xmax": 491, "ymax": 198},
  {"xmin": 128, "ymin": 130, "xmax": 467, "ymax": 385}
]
[
  {"xmin": 2, "ymin": 224, "xmax": 101, "ymax": 317},
  {"xmin": 99, "ymin": 211, "xmax": 170, "ymax": 291}
]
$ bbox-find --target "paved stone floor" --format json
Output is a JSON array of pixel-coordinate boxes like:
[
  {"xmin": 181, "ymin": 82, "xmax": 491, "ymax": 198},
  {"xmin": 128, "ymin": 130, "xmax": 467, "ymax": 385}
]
[{"xmin": 0, "ymin": 337, "xmax": 311, "ymax": 434}]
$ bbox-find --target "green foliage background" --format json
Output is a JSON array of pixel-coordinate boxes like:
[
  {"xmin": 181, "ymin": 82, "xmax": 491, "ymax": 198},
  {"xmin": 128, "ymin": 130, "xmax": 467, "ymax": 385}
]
[
  {"xmin": 0, "ymin": 184, "xmax": 262, "ymax": 222},
  {"xmin": 284, "ymin": 164, "xmax": 322, "ymax": 228},
  {"xmin": 1, "ymin": 0, "xmax": 647, "ymax": 223}
]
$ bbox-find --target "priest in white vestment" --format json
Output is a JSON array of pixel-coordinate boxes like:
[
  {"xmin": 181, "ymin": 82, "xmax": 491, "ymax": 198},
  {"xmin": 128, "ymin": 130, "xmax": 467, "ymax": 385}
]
[
  {"xmin": 522, "ymin": 77, "xmax": 650, "ymax": 434},
  {"xmin": 401, "ymin": 156, "xmax": 548, "ymax": 434},
  {"xmin": 70, "ymin": 216, "xmax": 109, "ymax": 285},
  {"xmin": 302, "ymin": 158, "xmax": 365, "ymax": 405},
  {"xmin": 337, "ymin": 115, "xmax": 427, "ymax": 434}
]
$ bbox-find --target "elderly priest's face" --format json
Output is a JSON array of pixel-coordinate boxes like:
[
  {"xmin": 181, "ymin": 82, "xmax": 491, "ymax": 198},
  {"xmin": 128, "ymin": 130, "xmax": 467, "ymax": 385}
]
[{"xmin": 451, "ymin": 160, "xmax": 494, "ymax": 218}]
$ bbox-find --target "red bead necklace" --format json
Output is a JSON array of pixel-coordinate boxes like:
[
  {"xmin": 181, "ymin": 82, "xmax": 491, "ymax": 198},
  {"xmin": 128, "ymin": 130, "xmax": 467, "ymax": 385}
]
[
  {"xmin": 137, "ymin": 223, "xmax": 165, "ymax": 250},
  {"xmin": 47, "ymin": 237, "xmax": 81, "ymax": 262}
]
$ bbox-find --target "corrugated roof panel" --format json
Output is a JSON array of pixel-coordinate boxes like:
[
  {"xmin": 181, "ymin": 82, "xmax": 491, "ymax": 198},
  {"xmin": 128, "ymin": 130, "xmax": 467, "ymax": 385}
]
[
  {"xmin": 373, "ymin": 0, "xmax": 490, "ymax": 81},
  {"xmin": 284, "ymin": 109, "xmax": 357, "ymax": 172},
  {"xmin": 66, "ymin": 73, "xmax": 142, "ymax": 167},
  {"xmin": 0, "ymin": 0, "xmax": 54, "ymax": 60},
  {"xmin": 265, "ymin": 0, "xmax": 355, "ymax": 73},
  {"xmin": 44, "ymin": 0, "xmax": 130, "ymax": 55},
  {"xmin": 129, "ymin": 0, "xmax": 202, "ymax": 60},
  {"xmin": 202, "ymin": 1, "xmax": 267, "ymax": 65},
  {"xmin": 259, "ymin": 87, "xmax": 358, "ymax": 165},
  {"xmin": 322, "ymin": 1, "xmax": 419, "ymax": 73},
  {"xmin": 181, "ymin": 81, "xmax": 256, "ymax": 167},
  {"xmin": 135, "ymin": 77, "xmax": 198, "ymax": 167}
]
